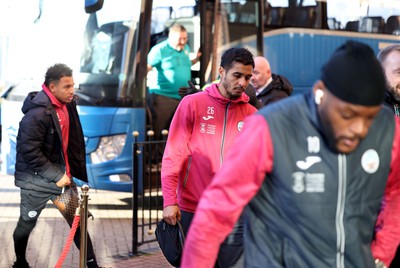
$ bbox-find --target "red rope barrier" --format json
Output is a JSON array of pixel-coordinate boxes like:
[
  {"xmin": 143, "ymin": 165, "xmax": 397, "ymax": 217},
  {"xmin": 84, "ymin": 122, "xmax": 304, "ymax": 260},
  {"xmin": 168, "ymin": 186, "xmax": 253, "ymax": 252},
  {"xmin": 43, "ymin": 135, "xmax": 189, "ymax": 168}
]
[{"xmin": 54, "ymin": 214, "xmax": 81, "ymax": 268}]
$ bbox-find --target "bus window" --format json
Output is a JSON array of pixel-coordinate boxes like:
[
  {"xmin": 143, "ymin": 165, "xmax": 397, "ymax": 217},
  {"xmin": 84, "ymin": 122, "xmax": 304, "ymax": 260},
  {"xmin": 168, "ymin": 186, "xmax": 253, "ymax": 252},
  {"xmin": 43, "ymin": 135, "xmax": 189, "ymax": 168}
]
[
  {"xmin": 261, "ymin": 0, "xmax": 400, "ymax": 96},
  {"xmin": 385, "ymin": 15, "xmax": 400, "ymax": 35},
  {"xmin": 152, "ymin": 7, "xmax": 172, "ymax": 35},
  {"xmin": 326, "ymin": 0, "xmax": 400, "ymax": 33},
  {"xmin": 266, "ymin": 0, "xmax": 318, "ymax": 28},
  {"xmin": 174, "ymin": 6, "xmax": 196, "ymax": 18}
]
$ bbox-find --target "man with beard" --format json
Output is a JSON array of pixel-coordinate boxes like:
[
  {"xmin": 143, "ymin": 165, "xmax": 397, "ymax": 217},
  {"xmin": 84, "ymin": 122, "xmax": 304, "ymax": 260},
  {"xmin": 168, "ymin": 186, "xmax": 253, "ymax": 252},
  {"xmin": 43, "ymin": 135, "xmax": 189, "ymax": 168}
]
[
  {"xmin": 378, "ymin": 44, "xmax": 400, "ymax": 116},
  {"xmin": 161, "ymin": 47, "xmax": 257, "ymax": 267},
  {"xmin": 181, "ymin": 41, "xmax": 400, "ymax": 268},
  {"xmin": 378, "ymin": 44, "xmax": 400, "ymax": 268}
]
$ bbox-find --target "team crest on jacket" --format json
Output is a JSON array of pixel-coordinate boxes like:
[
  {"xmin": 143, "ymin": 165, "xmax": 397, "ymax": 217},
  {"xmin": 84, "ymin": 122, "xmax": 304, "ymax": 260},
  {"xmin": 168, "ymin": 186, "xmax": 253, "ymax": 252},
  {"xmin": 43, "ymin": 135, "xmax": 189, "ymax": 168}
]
[
  {"xmin": 361, "ymin": 149, "xmax": 379, "ymax": 174},
  {"xmin": 237, "ymin": 121, "xmax": 244, "ymax": 132},
  {"xmin": 28, "ymin": 210, "xmax": 38, "ymax": 218}
]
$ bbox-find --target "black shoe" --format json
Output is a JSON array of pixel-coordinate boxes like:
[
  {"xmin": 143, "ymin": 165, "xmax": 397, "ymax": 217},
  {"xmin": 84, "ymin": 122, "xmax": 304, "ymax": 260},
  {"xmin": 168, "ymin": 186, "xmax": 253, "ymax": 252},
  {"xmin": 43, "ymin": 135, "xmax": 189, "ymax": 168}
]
[
  {"xmin": 86, "ymin": 258, "xmax": 99, "ymax": 268},
  {"xmin": 12, "ymin": 259, "xmax": 31, "ymax": 268}
]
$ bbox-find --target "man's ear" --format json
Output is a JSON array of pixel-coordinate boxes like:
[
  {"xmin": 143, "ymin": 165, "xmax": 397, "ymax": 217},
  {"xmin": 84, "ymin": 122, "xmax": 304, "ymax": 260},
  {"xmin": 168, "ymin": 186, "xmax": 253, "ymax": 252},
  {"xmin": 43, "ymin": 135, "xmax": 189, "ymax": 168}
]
[
  {"xmin": 218, "ymin": 66, "xmax": 225, "ymax": 79},
  {"xmin": 49, "ymin": 83, "xmax": 56, "ymax": 94},
  {"xmin": 312, "ymin": 81, "xmax": 325, "ymax": 94}
]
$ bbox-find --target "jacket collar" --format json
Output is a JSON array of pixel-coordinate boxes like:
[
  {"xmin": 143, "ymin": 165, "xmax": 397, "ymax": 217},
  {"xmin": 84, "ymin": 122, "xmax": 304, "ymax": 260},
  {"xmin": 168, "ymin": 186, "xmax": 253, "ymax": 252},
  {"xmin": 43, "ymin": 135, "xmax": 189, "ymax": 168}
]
[{"xmin": 42, "ymin": 84, "xmax": 65, "ymax": 108}]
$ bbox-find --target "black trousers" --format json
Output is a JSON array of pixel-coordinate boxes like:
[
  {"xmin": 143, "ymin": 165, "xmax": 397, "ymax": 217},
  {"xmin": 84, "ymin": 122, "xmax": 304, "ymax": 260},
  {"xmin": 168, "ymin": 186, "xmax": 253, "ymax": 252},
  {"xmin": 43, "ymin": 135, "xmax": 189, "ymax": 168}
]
[
  {"xmin": 13, "ymin": 186, "xmax": 98, "ymax": 267},
  {"xmin": 148, "ymin": 93, "xmax": 180, "ymax": 138},
  {"xmin": 147, "ymin": 93, "xmax": 181, "ymax": 162},
  {"xmin": 181, "ymin": 210, "xmax": 244, "ymax": 268}
]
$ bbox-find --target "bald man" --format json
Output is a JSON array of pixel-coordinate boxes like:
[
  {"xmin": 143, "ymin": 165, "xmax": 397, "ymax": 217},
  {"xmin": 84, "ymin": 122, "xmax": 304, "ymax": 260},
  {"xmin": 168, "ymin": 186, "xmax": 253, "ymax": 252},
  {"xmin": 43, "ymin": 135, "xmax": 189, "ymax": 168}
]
[{"xmin": 250, "ymin": 56, "xmax": 293, "ymax": 107}]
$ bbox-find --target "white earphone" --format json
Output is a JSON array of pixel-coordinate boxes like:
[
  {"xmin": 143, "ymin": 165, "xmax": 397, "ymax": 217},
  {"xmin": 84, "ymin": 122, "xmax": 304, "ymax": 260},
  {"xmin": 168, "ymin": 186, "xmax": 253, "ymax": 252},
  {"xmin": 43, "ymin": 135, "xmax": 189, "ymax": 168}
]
[{"xmin": 315, "ymin": 89, "xmax": 324, "ymax": 105}]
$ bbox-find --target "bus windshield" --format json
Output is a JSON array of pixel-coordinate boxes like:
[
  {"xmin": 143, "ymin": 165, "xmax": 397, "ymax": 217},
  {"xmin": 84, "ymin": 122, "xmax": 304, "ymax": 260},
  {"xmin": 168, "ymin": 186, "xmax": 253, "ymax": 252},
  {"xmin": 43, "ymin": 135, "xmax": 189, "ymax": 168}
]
[{"xmin": 328, "ymin": 0, "xmax": 400, "ymax": 33}]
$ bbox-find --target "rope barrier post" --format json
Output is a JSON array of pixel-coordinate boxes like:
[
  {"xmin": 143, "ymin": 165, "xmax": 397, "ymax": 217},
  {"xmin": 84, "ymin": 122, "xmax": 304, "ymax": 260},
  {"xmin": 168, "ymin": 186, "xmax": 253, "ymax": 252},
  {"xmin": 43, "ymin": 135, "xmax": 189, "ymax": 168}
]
[{"xmin": 79, "ymin": 184, "xmax": 90, "ymax": 268}]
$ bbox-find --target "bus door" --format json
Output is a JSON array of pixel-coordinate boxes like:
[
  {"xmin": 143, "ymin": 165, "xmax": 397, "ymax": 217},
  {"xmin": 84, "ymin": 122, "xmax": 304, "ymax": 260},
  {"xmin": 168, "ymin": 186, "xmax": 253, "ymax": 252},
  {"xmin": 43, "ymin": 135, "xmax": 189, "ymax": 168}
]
[{"xmin": 199, "ymin": 0, "xmax": 265, "ymax": 85}]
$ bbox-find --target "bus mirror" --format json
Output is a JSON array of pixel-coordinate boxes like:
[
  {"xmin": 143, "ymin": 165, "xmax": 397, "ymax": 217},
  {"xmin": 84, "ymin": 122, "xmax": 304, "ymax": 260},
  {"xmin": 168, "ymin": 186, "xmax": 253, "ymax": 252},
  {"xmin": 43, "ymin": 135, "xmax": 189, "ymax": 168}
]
[{"xmin": 85, "ymin": 0, "xmax": 104, "ymax": 13}]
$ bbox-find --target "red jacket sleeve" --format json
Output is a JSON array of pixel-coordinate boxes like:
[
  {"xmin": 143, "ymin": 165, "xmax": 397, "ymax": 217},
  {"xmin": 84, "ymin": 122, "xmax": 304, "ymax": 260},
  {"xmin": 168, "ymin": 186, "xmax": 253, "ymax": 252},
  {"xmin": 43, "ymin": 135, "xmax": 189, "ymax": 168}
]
[
  {"xmin": 161, "ymin": 98, "xmax": 193, "ymax": 208},
  {"xmin": 371, "ymin": 117, "xmax": 400, "ymax": 266},
  {"xmin": 181, "ymin": 114, "xmax": 274, "ymax": 268}
]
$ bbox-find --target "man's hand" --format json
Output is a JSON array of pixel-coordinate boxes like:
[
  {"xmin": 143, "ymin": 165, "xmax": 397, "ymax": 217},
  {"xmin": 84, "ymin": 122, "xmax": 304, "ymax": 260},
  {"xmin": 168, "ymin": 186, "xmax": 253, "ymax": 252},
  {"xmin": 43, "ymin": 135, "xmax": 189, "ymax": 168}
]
[
  {"xmin": 163, "ymin": 205, "xmax": 181, "ymax": 225},
  {"xmin": 195, "ymin": 48, "xmax": 202, "ymax": 61},
  {"xmin": 179, "ymin": 80, "xmax": 200, "ymax": 98},
  {"xmin": 56, "ymin": 174, "xmax": 72, "ymax": 188},
  {"xmin": 178, "ymin": 87, "xmax": 200, "ymax": 98}
]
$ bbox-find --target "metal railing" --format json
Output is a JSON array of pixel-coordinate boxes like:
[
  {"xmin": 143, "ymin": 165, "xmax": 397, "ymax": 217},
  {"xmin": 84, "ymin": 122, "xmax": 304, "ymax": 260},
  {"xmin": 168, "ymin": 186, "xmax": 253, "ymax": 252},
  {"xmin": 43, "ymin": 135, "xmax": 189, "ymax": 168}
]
[{"xmin": 131, "ymin": 130, "xmax": 168, "ymax": 255}]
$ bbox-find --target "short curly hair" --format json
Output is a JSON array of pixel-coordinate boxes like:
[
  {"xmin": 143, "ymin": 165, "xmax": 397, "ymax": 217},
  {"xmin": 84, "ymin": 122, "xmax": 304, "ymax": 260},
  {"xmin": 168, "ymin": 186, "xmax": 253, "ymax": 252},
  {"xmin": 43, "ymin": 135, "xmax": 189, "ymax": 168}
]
[
  {"xmin": 220, "ymin": 47, "xmax": 254, "ymax": 72},
  {"xmin": 44, "ymin": 63, "xmax": 73, "ymax": 87}
]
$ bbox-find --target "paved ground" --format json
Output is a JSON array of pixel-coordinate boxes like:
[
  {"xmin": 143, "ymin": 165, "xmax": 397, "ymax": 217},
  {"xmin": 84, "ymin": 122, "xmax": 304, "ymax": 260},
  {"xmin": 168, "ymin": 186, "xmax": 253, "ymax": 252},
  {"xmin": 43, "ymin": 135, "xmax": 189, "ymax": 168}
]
[{"xmin": 0, "ymin": 174, "xmax": 173, "ymax": 268}]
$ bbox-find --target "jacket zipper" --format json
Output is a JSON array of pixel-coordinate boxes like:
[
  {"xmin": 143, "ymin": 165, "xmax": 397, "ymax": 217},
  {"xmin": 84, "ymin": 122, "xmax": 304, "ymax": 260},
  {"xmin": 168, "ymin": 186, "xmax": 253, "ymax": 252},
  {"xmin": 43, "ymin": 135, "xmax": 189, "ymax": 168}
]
[
  {"xmin": 220, "ymin": 102, "xmax": 230, "ymax": 166},
  {"xmin": 336, "ymin": 154, "xmax": 346, "ymax": 268},
  {"xmin": 183, "ymin": 156, "xmax": 192, "ymax": 188},
  {"xmin": 184, "ymin": 102, "xmax": 229, "ymax": 187},
  {"xmin": 394, "ymin": 104, "xmax": 399, "ymax": 117}
]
